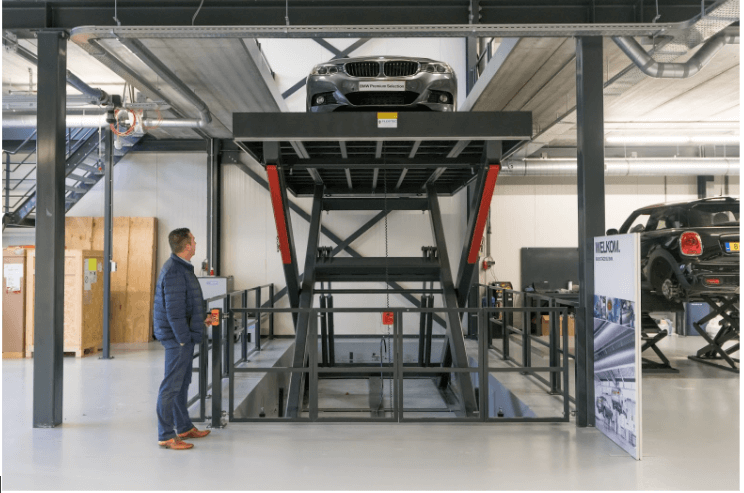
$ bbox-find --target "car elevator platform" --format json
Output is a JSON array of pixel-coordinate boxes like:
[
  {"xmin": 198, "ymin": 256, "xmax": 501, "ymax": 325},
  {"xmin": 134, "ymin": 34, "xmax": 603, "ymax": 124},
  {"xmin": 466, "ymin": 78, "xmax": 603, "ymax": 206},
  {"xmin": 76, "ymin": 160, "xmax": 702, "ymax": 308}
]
[{"xmin": 202, "ymin": 110, "xmax": 570, "ymax": 423}]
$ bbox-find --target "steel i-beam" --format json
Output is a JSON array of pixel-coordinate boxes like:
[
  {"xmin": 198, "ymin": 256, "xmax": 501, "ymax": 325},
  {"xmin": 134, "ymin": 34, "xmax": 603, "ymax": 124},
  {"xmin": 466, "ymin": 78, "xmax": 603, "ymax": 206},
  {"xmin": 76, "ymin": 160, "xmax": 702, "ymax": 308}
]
[
  {"xmin": 33, "ymin": 30, "xmax": 67, "ymax": 428},
  {"xmin": 285, "ymin": 185, "xmax": 325, "ymax": 418},
  {"xmin": 575, "ymin": 36, "xmax": 605, "ymax": 427},
  {"xmin": 427, "ymin": 186, "xmax": 478, "ymax": 416}
]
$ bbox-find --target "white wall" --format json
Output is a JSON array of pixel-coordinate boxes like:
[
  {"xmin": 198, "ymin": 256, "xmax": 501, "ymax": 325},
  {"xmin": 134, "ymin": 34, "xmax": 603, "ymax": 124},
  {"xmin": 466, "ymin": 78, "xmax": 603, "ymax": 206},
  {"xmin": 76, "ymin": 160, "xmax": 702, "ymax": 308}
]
[
  {"xmin": 65, "ymin": 152, "xmax": 208, "ymax": 272},
  {"xmin": 488, "ymin": 174, "xmax": 740, "ymax": 289}
]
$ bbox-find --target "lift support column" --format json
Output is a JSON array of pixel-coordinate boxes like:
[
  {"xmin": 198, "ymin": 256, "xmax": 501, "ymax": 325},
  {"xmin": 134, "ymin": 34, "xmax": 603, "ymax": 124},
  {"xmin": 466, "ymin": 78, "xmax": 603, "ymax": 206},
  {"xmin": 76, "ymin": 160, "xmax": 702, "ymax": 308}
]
[
  {"xmin": 428, "ymin": 186, "xmax": 478, "ymax": 417},
  {"xmin": 285, "ymin": 186, "xmax": 325, "ymax": 417}
]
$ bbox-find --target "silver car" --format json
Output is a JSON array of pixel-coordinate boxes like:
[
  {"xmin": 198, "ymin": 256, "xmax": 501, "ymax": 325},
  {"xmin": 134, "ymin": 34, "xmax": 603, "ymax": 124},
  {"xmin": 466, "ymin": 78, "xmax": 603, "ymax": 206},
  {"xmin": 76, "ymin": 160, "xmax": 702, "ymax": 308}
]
[{"xmin": 306, "ymin": 56, "xmax": 457, "ymax": 112}]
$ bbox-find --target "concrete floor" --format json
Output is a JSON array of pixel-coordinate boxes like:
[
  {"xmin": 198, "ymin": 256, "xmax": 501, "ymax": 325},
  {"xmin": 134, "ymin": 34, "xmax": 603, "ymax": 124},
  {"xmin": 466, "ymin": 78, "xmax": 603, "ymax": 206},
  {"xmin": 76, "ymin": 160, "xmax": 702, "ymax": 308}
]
[{"xmin": 2, "ymin": 335, "xmax": 739, "ymax": 490}]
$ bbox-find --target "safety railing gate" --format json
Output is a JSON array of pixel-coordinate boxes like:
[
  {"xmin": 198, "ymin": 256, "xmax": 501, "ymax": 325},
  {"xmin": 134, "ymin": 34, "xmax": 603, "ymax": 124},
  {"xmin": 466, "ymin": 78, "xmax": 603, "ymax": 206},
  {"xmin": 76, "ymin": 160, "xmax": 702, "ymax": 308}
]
[
  {"xmin": 188, "ymin": 285, "xmax": 275, "ymax": 423},
  {"xmin": 207, "ymin": 303, "xmax": 572, "ymax": 424}
]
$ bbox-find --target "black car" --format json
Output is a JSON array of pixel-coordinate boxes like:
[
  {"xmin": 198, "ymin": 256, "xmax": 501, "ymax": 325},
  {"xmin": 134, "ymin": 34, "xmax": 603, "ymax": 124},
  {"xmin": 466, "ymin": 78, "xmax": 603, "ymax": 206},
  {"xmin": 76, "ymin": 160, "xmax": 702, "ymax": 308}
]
[{"xmin": 609, "ymin": 197, "xmax": 739, "ymax": 303}]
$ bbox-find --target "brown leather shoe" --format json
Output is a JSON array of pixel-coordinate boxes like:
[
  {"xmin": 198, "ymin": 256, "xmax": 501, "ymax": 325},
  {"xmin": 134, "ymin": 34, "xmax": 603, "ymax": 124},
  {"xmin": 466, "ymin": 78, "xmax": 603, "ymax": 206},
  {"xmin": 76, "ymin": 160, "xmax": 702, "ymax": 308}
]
[
  {"xmin": 158, "ymin": 437, "xmax": 194, "ymax": 450},
  {"xmin": 178, "ymin": 427, "xmax": 211, "ymax": 439}
]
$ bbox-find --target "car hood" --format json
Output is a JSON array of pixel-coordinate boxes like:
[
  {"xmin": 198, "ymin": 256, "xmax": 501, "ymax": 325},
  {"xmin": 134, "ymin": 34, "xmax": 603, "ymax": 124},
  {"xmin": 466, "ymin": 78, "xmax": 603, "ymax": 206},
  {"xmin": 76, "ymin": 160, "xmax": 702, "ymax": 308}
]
[{"xmin": 328, "ymin": 56, "xmax": 444, "ymax": 64}]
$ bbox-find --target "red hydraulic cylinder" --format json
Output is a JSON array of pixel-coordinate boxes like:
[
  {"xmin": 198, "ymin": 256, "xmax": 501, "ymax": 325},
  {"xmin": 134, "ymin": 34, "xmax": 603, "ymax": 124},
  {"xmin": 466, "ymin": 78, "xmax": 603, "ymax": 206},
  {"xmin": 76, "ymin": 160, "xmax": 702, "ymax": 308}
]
[
  {"xmin": 266, "ymin": 165, "xmax": 292, "ymax": 264},
  {"xmin": 467, "ymin": 164, "xmax": 500, "ymax": 264}
]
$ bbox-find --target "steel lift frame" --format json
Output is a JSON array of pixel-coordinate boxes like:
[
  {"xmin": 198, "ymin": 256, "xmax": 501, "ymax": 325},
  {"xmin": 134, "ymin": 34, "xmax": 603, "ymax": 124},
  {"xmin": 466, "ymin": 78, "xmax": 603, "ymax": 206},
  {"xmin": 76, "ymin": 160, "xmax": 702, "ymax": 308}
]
[
  {"xmin": 233, "ymin": 111, "xmax": 531, "ymax": 417},
  {"xmin": 688, "ymin": 295, "xmax": 740, "ymax": 373}
]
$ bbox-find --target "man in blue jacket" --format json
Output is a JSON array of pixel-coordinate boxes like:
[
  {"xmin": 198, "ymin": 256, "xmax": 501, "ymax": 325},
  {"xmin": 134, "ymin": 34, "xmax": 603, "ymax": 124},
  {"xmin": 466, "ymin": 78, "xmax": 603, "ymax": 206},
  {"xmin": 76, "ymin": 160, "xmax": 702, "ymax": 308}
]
[{"xmin": 154, "ymin": 228, "xmax": 214, "ymax": 450}]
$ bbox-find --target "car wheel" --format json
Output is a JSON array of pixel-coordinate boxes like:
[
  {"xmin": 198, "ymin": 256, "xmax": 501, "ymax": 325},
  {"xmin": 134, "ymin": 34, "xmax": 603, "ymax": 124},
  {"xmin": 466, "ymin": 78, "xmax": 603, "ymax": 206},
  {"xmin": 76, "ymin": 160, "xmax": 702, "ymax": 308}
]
[{"xmin": 660, "ymin": 278, "xmax": 683, "ymax": 302}]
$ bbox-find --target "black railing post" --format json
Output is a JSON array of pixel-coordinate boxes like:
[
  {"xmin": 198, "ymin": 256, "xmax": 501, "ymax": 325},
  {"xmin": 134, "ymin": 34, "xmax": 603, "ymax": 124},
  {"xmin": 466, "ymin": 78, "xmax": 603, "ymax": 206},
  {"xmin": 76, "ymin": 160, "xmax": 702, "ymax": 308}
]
[
  {"xmin": 503, "ymin": 292, "xmax": 511, "ymax": 359},
  {"xmin": 320, "ymin": 295, "xmax": 328, "ymax": 367},
  {"xmin": 269, "ymin": 284, "xmax": 275, "ymax": 340},
  {"xmin": 549, "ymin": 299, "xmax": 560, "ymax": 394},
  {"xmin": 241, "ymin": 290, "xmax": 248, "ymax": 361},
  {"xmin": 226, "ymin": 296, "xmax": 234, "ymax": 422},
  {"xmin": 479, "ymin": 307, "xmax": 488, "ymax": 421},
  {"xmin": 521, "ymin": 299, "xmax": 530, "ymax": 369},
  {"xmin": 309, "ymin": 310, "xmax": 319, "ymax": 421},
  {"xmin": 327, "ymin": 295, "xmax": 335, "ymax": 366},
  {"xmin": 199, "ymin": 302, "xmax": 208, "ymax": 421},
  {"xmin": 256, "ymin": 288, "xmax": 262, "ymax": 351},
  {"xmin": 211, "ymin": 308, "xmax": 222, "ymax": 429}
]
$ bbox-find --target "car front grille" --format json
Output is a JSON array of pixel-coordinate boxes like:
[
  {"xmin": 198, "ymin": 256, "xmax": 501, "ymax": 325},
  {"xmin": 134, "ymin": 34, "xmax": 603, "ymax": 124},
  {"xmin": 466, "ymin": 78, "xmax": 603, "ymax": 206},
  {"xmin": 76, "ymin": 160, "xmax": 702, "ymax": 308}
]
[
  {"xmin": 345, "ymin": 62, "xmax": 381, "ymax": 77},
  {"xmin": 383, "ymin": 61, "xmax": 419, "ymax": 77},
  {"xmin": 346, "ymin": 91, "xmax": 419, "ymax": 106}
]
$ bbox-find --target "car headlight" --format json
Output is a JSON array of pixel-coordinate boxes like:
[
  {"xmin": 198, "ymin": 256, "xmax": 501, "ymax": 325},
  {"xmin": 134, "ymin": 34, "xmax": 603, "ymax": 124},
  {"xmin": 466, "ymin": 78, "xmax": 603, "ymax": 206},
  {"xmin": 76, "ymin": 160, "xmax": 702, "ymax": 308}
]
[
  {"xmin": 420, "ymin": 62, "xmax": 453, "ymax": 74},
  {"xmin": 311, "ymin": 63, "xmax": 344, "ymax": 75}
]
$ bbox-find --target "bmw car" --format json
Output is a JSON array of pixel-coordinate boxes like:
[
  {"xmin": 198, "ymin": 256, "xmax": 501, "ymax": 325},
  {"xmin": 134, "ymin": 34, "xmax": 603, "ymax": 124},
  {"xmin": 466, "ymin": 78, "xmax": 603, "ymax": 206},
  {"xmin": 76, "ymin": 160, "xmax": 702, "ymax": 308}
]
[{"xmin": 306, "ymin": 56, "xmax": 457, "ymax": 112}]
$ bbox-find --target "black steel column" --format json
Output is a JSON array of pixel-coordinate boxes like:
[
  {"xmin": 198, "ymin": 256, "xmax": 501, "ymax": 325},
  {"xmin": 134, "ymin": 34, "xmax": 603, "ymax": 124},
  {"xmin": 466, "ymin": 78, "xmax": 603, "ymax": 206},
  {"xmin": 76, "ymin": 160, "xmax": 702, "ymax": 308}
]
[
  {"xmin": 575, "ymin": 36, "xmax": 605, "ymax": 428},
  {"xmin": 33, "ymin": 30, "xmax": 67, "ymax": 428},
  {"xmin": 286, "ymin": 185, "xmax": 324, "ymax": 417},
  {"xmin": 427, "ymin": 186, "xmax": 478, "ymax": 416},
  {"xmin": 101, "ymin": 128, "xmax": 114, "ymax": 359},
  {"xmin": 207, "ymin": 139, "xmax": 222, "ymax": 275}
]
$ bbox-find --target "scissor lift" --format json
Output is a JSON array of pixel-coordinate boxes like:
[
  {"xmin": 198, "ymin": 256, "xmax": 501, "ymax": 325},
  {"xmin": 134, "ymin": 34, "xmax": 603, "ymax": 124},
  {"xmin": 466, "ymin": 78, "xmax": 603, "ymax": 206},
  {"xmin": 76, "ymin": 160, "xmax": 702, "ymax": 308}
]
[{"xmin": 233, "ymin": 111, "xmax": 532, "ymax": 417}]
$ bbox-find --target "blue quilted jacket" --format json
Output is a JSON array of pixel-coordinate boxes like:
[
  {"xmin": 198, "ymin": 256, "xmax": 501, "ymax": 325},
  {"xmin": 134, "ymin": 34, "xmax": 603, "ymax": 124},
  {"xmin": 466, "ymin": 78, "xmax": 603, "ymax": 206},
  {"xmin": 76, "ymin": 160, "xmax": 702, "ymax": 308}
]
[{"xmin": 153, "ymin": 253, "xmax": 206, "ymax": 347}]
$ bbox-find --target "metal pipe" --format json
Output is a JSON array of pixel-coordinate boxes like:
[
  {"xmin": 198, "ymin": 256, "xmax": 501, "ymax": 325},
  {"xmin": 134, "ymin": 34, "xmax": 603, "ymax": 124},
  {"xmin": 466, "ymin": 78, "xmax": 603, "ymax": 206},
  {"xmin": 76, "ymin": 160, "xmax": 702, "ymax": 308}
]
[
  {"xmin": 612, "ymin": 32, "xmax": 739, "ymax": 79},
  {"xmin": 2, "ymin": 113, "xmax": 205, "ymax": 129},
  {"xmin": 502, "ymin": 157, "xmax": 740, "ymax": 176}
]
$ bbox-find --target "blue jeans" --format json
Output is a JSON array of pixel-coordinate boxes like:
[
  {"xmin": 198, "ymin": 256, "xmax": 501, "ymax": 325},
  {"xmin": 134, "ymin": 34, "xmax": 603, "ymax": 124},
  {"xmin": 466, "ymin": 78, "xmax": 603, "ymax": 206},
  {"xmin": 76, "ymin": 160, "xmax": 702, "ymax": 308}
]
[{"xmin": 156, "ymin": 342, "xmax": 195, "ymax": 441}]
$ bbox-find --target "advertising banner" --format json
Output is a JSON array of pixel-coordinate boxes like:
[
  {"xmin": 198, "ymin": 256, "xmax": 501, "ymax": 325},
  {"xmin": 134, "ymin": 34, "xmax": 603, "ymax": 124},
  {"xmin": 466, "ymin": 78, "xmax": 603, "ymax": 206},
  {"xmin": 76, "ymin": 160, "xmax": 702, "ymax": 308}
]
[{"xmin": 593, "ymin": 234, "xmax": 642, "ymax": 460}]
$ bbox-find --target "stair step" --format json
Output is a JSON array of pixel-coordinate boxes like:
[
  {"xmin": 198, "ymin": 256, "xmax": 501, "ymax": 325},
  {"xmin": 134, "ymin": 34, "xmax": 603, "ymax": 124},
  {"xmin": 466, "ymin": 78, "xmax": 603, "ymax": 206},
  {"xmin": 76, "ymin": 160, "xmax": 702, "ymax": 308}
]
[
  {"xmin": 65, "ymin": 185, "xmax": 87, "ymax": 194},
  {"xmin": 75, "ymin": 163, "xmax": 103, "ymax": 174},
  {"xmin": 67, "ymin": 173, "xmax": 97, "ymax": 184}
]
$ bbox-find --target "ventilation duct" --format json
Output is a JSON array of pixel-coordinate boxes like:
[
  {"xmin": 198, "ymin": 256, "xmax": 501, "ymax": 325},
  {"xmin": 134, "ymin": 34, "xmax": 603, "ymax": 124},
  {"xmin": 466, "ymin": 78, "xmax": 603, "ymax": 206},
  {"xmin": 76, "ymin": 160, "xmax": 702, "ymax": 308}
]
[
  {"xmin": 612, "ymin": 31, "xmax": 739, "ymax": 79},
  {"xmin": 501, "ymin": 158, "xmax": 740, "ymax": 176},
  {"xmin": 2, "ymin": 113, "xmax": 205, "ymax": 129}
]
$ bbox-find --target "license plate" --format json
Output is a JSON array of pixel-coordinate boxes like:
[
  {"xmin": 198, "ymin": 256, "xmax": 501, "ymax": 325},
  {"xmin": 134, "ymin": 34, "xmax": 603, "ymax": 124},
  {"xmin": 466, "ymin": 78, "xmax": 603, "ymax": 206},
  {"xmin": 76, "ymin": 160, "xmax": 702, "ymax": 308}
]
[
  {"xmin": 359, "ymin": 81, "xmax": 405, "ymax": 91},
  {"xmin": 725, "ymin": 242, "xmax": 739, "ymax": 253}
]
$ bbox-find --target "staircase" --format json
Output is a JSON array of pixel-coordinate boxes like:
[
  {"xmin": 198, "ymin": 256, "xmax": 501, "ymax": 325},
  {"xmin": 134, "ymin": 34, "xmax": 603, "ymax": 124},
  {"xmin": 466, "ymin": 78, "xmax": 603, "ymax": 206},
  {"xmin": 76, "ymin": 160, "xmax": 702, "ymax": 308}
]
[{"xmin": 2, "ymin": 128, "xmax": 142, "ymax": 228}]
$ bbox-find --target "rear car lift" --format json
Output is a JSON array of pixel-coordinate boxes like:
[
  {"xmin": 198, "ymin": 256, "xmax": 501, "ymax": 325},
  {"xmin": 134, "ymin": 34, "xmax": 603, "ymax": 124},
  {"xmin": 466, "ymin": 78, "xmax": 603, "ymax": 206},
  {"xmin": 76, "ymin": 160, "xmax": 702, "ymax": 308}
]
[
  {"xmin": 688, "ymin": 295, "xmax": 740, "ymax": 373},
  {"xmin": 233, "ymin": 111, "xmax": 532, "ymax": 418},
  {"xmin": 640, "ymin": 312, "xmax": 679, "ymax": 373}
]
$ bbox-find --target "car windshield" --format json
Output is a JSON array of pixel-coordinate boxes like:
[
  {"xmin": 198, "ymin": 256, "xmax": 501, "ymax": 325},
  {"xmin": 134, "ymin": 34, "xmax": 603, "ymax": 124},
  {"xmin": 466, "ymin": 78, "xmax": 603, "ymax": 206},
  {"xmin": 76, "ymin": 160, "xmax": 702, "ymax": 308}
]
[{"xmin": 687, "ymin": 203, "xmax": 740, "ymax": 227}]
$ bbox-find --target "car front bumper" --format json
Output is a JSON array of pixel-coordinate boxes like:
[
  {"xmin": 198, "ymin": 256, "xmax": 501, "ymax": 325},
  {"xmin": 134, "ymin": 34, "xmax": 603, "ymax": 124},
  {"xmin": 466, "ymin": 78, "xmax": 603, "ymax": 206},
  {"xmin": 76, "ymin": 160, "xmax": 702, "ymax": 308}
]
[{"xmin": 306, "ymin": 71, "xmax": 457, "ymax": 112}]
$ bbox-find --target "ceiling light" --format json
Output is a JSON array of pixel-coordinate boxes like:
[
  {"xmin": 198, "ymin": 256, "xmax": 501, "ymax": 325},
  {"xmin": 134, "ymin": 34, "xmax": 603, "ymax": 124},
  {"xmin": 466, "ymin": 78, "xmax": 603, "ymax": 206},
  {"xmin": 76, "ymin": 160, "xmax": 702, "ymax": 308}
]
[
  {"xmin": 605, "ymin": 135, "xmax": 740, "ymax": 145},
  {"xmin": 690, "ymin": 135, "xmax": 741, "ymax": 144},
  {"xmin": 605, "ymin": 135, "xmax": 689, "ymax": 144}
]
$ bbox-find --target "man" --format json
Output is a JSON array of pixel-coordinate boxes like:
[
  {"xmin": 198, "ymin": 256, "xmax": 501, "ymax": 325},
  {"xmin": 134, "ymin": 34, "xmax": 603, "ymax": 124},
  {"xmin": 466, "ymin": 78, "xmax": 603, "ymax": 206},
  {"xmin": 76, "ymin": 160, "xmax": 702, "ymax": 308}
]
[{"xmin": 154, "ymin": 228, "xmax": 214, "ymax": 450}]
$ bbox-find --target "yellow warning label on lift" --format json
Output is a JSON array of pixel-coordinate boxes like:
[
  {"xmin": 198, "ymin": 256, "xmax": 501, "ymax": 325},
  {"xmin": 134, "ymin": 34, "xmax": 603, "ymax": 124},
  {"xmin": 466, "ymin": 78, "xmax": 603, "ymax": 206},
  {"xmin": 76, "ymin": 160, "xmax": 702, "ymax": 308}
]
[
  {"xmin": 377, "ymin": 112, "xmax": 398, "ymax": 129},
  {"xmin": 87, "ymin": 258, "xmax": 97, "ymax": 271}
]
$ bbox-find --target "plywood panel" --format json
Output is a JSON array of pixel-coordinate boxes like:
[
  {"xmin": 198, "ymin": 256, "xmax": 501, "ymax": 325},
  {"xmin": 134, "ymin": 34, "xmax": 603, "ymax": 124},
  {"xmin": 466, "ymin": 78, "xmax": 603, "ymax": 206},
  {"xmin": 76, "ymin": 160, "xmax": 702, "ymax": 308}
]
[
  {"xmin": 65, "ymin": 217, "xmax": 94, "ymax": 249},
  {"xmin": 26, "ymin": 249, "xmax": 103, "ymax": 357},
  {"xmin": 125, "ymin": 217, "xmax": 157, "ymax": 342},
  {"xmin": 3, "ymin": 248, "xmax": 27, "ymax": 355},
  {"xmin": 110, "ymin": 218, "xmax": 131, "ymax": 343}
]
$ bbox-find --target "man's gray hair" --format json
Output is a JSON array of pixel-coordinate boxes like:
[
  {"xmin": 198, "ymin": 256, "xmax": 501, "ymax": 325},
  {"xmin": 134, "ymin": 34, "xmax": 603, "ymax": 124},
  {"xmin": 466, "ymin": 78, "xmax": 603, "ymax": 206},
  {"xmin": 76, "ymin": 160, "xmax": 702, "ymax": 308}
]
[{"xmin": 168, "ymin": 228, "xmax": 191, "ymax": 254}]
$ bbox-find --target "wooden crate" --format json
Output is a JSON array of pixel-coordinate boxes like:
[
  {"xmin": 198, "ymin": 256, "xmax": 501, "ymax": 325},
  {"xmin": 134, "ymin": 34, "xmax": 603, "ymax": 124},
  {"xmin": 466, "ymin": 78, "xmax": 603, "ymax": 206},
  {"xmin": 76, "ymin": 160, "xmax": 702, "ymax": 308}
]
[
  {"xmin": 3, "ymin": 247, "xmax": 30, "ymax": 358},
  {"xmin": 65, "ymin": 217, "xmax": 157, "ymax": 343},
  {"xmin": 25, "ymin": 250, "xmax": 104, "ymax": 358}
]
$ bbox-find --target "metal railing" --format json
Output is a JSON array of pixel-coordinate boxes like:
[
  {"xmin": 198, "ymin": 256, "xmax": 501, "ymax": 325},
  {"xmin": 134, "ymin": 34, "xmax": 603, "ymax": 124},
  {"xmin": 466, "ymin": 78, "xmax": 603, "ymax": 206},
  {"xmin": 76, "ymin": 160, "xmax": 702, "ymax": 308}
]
[
  {"xmin": 188, "ymin": 284, "xmax": 275, "ymax": 422},
  {"xmin": 206, "ymin": 303, "xmax": 572, "ymax": 425},
  {"xmin": 480, "ymin": 284, "xmax": 579, "ymax": 402}
]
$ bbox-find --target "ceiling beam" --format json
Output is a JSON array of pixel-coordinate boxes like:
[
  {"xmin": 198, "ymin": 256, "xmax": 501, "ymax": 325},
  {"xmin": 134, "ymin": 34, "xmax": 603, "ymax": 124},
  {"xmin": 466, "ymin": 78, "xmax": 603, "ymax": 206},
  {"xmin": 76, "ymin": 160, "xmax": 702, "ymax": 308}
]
[{"xmin": 3, "ymin": 1, "xmax": 707, "ymax": 34}]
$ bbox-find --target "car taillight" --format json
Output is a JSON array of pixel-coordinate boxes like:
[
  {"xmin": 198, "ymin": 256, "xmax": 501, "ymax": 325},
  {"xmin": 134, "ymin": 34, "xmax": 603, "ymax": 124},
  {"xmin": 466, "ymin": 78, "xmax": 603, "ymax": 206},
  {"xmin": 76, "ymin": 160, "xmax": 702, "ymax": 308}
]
[
  {"xmin": 705, "ymin": 278, "xmax": 721, "ymax": 285},
  {"xmin": 680, "ymin": 232, "xmax": 703, "ymax": 256}
]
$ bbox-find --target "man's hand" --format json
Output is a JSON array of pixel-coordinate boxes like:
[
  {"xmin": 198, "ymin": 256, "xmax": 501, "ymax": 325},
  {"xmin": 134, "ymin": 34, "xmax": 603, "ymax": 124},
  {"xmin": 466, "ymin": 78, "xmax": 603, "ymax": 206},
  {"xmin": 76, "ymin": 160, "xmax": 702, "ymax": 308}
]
[{"xmin": 204, "ymin": 313, "xmax": 216, "ymax": 326}]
